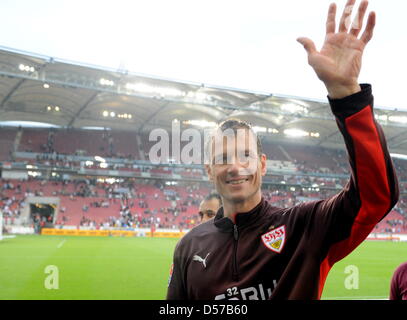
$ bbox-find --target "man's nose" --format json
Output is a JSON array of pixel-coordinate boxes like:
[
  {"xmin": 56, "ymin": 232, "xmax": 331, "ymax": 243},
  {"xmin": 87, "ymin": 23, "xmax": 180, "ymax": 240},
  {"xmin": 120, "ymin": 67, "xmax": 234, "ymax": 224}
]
[
  {"xmin": 226, "ymin": 162, "xmax": 239, "ymax": 174},
  {"xmin": 226, "ymin": 155, "xmax": 243, "ymax": 173},
  {"xmin": 227, "ymin": 154, "xmax": 257, "ymax": 175}
]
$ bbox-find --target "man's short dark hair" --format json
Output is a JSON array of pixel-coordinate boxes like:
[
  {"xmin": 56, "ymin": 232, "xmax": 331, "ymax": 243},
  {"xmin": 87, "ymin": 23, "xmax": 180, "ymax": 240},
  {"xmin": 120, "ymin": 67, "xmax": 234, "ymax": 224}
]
[
  {"xmin": 206, "ymin": 118, "xmax": 263, "ymax": 162},
  {"xmin": 217, "ymin": 119, "xmax": 263, "ymax": 155},
  {"xmin": 204, "ymin": 191, "xmax": 222, "ymax": 205}
]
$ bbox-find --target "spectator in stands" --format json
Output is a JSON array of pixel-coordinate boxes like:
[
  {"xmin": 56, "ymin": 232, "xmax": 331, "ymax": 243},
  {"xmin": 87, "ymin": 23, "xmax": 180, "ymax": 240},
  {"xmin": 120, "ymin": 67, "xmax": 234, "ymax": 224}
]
[
  {"xmin": 390, "ymin": 261, "xmax": 407, "ymax": 300},
  {"xmin": 198, "ymin": 192, "xmax": 222, "ymax": 223},
  {"xmin": 33, "ymin": 214, "xmax": 41, "ymax": 234}
]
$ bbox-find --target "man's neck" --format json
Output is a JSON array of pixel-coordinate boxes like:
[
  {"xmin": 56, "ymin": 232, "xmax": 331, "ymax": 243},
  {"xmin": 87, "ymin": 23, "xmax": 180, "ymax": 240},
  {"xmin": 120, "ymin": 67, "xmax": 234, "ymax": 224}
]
[{"xmin": 223, "ymin": 194, "xmax": 262, "ymax": 220}]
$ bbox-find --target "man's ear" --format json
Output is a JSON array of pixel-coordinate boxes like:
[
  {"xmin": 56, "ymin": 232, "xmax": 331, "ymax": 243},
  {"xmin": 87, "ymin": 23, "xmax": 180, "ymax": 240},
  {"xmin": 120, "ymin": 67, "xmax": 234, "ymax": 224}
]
[
  {"xmin": 205, "ymin": 164, "xmax": 213, "ymax": 181},
  {"xmin": 260, "ymin": 154, "xmax": 267, "ymax": 176}
]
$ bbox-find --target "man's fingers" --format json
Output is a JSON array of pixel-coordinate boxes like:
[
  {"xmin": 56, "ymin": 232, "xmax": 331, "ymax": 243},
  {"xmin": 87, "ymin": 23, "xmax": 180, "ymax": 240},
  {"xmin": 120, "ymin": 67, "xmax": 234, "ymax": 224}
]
[
  {"xmin": 297, "ymin": 37, "xmax": 317, "ymax": 56},
  {"xmin": 360, "ymin": 11, "xmax": 376, "ymax": 44},
  {"xmin": 326, "ymin": 3, "xmax": 337, "ymax": 35},
  {"xmin": 339, "ymin": 0, "xmax": 356, "ymax": 33},
  {"xmin": 350, "ymin": 0, "xmax": 369, "ymax": 37}
]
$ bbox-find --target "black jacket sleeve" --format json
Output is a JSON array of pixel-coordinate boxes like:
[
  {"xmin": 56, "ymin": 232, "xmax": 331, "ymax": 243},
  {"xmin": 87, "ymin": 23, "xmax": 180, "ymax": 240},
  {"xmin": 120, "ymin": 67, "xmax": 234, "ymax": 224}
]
[{"xmin": 298, "ymin": 84, "xmax": 399, "ymax": 296}]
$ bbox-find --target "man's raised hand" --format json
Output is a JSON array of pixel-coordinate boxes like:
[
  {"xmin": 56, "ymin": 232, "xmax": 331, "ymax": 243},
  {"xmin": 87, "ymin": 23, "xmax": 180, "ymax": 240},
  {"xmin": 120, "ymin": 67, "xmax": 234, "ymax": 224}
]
[{"xmin": 297, "ymin": 0, "xmax": 376, "ymax": 99}]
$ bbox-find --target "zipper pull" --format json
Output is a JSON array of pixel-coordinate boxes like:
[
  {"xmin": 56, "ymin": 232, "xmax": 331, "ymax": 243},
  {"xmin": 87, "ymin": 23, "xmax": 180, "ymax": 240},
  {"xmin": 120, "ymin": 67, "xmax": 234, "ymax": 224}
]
[{"xmin": 233, "ymin": 224, "xmax": 238, "ymax": 240}]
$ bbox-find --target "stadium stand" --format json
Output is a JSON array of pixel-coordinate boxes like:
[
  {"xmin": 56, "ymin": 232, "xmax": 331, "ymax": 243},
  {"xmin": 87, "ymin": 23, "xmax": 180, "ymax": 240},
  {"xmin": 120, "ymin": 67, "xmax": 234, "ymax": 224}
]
[
  {"xmin": 0, "ymin": 47, "xmax": 406, "ymax": 238},
  {"xmin": 1, "ymin": 170, "xmax": 406, "ymax": 233},
  {"xmin": 2, "ymin": 127, "xmax": 360, "ymax": 175},
  {"xmin": 16, "ymin": 128, "xmax": 142, "ymax": 159},
  {"xmin": 0, "ymin": 127, "xmax": 17, "ymax": 161},
  {"xmin": 19, "ymin": 129, "xmax": 50, "ymax": 153},
  {"xmin": 0, "ymin": 177, "xmax": 211, "ymax": 229}
]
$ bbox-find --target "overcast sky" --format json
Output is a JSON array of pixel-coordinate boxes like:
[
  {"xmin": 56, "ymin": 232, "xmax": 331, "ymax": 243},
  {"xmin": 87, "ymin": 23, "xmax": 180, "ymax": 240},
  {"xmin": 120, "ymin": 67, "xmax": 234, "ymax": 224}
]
[{"xmin": 1, "ymin": 0, "xmax": 406, "ymax": 110}]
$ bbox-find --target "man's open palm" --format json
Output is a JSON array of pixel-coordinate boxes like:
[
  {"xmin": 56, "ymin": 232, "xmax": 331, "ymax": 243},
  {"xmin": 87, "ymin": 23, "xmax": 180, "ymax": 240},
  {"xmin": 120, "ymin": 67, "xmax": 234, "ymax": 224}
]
[{"xmin": 298, "ymin": 0, "xmax": 376, "ymax": 98}]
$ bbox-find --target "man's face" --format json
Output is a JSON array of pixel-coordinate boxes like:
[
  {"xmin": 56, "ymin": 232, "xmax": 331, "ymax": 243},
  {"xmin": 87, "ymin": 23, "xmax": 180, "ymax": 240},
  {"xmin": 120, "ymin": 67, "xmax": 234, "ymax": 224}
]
[
  {"xmin": 199, "ymin": 198, "xmax": 221, "ymax": 223},
  {"xmin": 206, "ymin": 128, "xmax": 267, "ymax": 205}
]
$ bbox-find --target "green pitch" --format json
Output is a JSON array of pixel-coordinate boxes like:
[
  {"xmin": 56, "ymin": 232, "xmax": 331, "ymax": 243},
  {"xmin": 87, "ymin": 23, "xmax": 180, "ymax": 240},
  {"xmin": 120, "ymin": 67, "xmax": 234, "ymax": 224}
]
[
  {"xmin": 0, "ymin": 235, "xmax": 405, "ymax": 300},
  {"xmin": 321, "ymin": 240, "xmax": 406, "ymax": 300}
]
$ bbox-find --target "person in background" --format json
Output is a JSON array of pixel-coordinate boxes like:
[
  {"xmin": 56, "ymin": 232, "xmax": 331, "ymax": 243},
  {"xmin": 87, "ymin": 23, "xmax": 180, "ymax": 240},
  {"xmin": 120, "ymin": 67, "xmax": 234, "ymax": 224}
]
[
  {"xmin": 198, "ymin": 192, "xmax": 222, "ymax": 224},
  {"xmin": 390, "ymin": 261, "xmax": 407, "ymax": 300}
]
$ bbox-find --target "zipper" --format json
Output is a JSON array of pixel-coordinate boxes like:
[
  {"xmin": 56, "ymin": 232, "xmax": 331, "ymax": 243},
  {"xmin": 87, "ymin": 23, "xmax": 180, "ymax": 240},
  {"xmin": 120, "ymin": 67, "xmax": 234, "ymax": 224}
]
[{"xmin": 232, "ymin": 224, "xmax": 239, "ymax": 281}]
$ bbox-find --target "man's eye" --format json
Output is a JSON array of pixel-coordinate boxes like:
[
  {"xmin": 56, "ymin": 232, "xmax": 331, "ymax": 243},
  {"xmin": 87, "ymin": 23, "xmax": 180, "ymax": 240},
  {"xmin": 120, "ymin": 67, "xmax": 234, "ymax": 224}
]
[
  {"xmin": 213, "ymin": 155, "xmax": 228, "ymax": 164},
  {"xmin": 206, "ymin": 211, "xmax": 216, "ymax": 217},
  {"xmin": 238, "ymin": 151, "xmax": 255, "ymax": 161}
]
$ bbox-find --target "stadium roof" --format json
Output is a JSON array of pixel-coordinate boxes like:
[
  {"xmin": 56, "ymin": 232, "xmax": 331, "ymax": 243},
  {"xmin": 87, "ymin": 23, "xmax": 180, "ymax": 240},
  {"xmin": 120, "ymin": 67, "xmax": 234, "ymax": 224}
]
[{"xmin": 1, "ymin": 46, "xmax": 407, "ymax": 153}]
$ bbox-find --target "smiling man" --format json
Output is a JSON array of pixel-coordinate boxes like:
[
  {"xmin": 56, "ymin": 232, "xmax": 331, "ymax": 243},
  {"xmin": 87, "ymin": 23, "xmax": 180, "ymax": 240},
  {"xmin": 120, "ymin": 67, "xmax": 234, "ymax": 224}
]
[
  {"xmin": 166, "ymin": 0, "xmax": 399, "ymax": 300},
  {"xmin": 207, "ymin": 121, "xmax": 265, "ymax": 219}
]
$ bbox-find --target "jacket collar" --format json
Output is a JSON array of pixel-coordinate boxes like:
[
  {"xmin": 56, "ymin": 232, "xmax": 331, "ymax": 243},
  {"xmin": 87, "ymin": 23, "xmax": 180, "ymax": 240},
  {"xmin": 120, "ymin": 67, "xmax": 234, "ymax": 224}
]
[{"xmin": 214, "ymin": 197, "xmax": 266, "ymax": 232}]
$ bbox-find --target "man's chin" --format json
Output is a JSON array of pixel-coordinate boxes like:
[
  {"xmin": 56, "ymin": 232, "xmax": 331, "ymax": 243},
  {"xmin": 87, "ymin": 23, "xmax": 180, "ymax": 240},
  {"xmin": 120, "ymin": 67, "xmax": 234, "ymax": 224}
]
[{"xmin": 225, "ymin": 193, "xmax": 248, "ymax": 204}]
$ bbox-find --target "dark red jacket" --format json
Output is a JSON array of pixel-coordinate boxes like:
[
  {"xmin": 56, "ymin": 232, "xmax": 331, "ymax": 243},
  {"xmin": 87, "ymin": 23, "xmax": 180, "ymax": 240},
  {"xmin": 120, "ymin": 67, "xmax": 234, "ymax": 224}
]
[
  {"xmin": 167, "ymin": 84, "xmax": 399, "ymax": 300},
  {"xmin": 390, "ymin": 262, "xmax": 407, "ymax": 300}
]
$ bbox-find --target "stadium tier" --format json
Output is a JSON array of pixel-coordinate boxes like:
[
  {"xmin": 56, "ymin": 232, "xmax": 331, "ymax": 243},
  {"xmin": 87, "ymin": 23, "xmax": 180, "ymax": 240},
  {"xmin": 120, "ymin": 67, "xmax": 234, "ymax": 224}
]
[
  {"xmin": 3, "ymin": 126, "xmax": 404, "ymax": 174},
  {"xmin": 1, "ymin": 126, "xmax": 407, "ymax": 233},
  {"xmin": 1, "ymin": 177, "xmax": 406, "ymax": 233},
  {"xmin": 0, "ymin": 178, "xmax": 210, "ymax": 229},
  {"xmin": 262, "ymin": 141, "xmax": 350, "ymax": 174},
  {"xmin": 17, "ymin": 128, "xmax": 142, "ymax": 159},
  {"xmin": 0, "ymin": 128, "xmax": 18, "ymax": 161},
  {"xmin": 374, "ymin": 210, "xmax": 407, "ymax": 234}
]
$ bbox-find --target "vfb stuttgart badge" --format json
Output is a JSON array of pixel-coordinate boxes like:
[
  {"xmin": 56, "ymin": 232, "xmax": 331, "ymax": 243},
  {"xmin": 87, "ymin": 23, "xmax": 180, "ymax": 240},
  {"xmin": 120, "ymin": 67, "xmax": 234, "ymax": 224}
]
[{"xmin": 261, "ymin": 225, "xmax": 286, "ymax": 253}]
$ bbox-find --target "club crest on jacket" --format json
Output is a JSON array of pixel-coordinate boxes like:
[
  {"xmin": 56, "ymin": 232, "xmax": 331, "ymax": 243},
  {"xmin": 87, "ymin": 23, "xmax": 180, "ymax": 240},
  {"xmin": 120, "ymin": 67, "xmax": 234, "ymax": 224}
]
[{"xmin": 261, "ymin": 225, "xmax": 286, "ymax": 253}]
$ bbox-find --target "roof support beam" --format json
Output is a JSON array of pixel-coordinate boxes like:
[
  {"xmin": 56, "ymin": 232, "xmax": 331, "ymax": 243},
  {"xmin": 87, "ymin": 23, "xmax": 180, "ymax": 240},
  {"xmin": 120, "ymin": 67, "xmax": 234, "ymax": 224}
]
[
  {"xmin": 0, "ymin": 78, "xmax": 26, "ymax": 109},
  {"xmin": 1, "ymin": 61, "xmax": 49, "ymax": 110},
  {"xmin": 387, "ymin": 131, "xmax": 407, "ymax": 145},
  {"xmin": 67, "ymin": 91, "xmax": 99, "ymax": 127},
  {"xmin": 316, "ymin": 130, "xmax": 339, "ymax": 146},
  {"xmin": 391, "ymin": 139, "xmax": 407, "ymax": 149},
  {"xmin": 138, "ymin": 101, "xmax": 170, "ymax": 134}
]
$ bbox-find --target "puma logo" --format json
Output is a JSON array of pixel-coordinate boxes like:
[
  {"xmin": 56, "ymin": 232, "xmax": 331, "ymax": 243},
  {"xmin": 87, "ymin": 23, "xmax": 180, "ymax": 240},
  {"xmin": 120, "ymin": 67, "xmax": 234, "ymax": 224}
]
[{"xmin": 193, "ymin": 252, "xmax": 210, "ymax": 268}]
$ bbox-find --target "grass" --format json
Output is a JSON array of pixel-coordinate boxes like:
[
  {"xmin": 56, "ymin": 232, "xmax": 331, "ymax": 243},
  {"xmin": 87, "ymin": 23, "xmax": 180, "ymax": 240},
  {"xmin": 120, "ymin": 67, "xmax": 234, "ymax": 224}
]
[
  {"xmin": 321, "ymin": 241, "xmax": 406, "ymax": 300},
  {"xmin": 0, "ymin": 235, "xmax": 177, "ymax": 300},
  {"xmin": 0, "ymin": 235, "xmax": 405, "ymax": 300}
]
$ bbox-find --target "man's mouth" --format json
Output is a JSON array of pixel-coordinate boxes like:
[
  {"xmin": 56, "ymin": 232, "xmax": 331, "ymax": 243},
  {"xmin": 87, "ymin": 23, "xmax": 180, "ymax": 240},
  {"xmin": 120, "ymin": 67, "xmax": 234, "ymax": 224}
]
[{"xmin": 226, "ymin": 178, "xmax": 249, "ymax": 185}]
